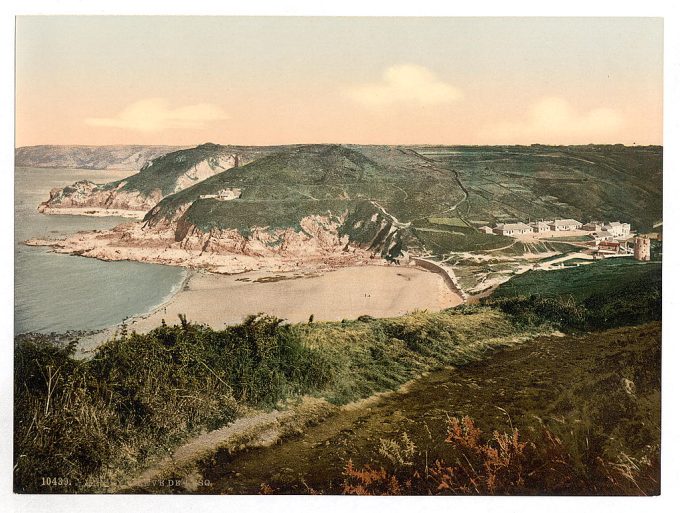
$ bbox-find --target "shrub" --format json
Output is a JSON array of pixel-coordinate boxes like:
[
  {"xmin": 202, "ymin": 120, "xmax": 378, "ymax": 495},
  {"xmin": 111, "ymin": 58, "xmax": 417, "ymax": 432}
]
[
  {"xmin": 341, "ymin": 416, "xmax": 659, "ymax": 496},
  {"xmin": 14, "ymin": 315, "xmax": 333, "ymax": 492}
]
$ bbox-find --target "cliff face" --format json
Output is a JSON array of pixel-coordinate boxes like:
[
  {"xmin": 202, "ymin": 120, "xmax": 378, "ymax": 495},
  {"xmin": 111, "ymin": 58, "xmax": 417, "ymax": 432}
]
[
  {"xmin": 38, "ymin": 145, "xmax": 255, "ymax": 214},
  {"xmin": 171, "ymin": 155, "xmax": 240, "ymax": 193},
  {"xmin": 338, "ymin": 200, "xmax": 413, "ymax": 262},
  {"xmin": 175, "ymin": 214, "xmax": 356, "ymax": 258},
  {"xmin": 26, "ymin": 212, "xmax": 378, "ymax": 275},
  {"xmin": 38, "ymin": 180, "xmax": 163, "ymax": 212}
]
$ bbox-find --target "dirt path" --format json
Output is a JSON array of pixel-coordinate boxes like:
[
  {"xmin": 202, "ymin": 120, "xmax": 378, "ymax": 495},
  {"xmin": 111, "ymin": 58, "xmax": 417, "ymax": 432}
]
[
  {"xmin": 129, "ymin": 322, "xmax": 660, "ymax": 494},
  {"xmin": 404, "ymin": 148, "xmax": 471, "ymax": 219},
  {"xmin": 369, "ymin": 200, "xmax": 411, "ymax": 228},
  {"xmin": 482, "ymin": 240, "xmax": 518, "ymax": 252}
]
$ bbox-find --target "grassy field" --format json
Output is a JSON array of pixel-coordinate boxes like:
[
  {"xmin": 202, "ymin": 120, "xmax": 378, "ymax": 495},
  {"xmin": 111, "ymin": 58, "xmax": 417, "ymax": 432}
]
[
  {"xmin": 412, "ymin": 226, "xmax": 513, "ymax": 254},
  {"xmin": 540, "ymin": 235, "xmax": 593, "ymax": 242},
  {"xmin": 421, "ymin": 144, "xmax": 662, "ymax": 232},
  {"xmin": 487, "ymin": 258, "xmax": 662, "ymax": 332},
  {"xmin": 492, "ymin": 258, "xmax": 661, "ymax": 301}
]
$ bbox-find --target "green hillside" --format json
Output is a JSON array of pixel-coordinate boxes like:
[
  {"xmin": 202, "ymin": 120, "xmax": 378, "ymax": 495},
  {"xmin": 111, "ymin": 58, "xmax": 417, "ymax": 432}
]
[
  {"xmin": 142, "ymin": 143, "xmax": 662, "ymax": 260},
  {"xmin": 491, "ymin": 258, "xmax": 661, "ymax": 301},
  {"xmin": 410, "ymin": 144, "xmax": 662, "ymax": 232},
  {"xmin": 488, "ymin": 258, "xmax": 662, "ymax": 331},
  {"xmin": 101, "ymin": 143, "xmax": 280, "ymax": 196},
  {"xmin": 144, "ymin": 144, "xmax": 479, "ymax": 258},
  {"xmin": 145, "ymin": 144, "xmax": 466, "ymax": 222}
]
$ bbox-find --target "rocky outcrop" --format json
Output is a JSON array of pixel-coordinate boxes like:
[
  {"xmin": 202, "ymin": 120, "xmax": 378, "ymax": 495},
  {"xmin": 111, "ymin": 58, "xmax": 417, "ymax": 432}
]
[
  {"xmin": 38, "ymin": 147, "xmax": 249, "ymax": 215},
  {"xmin": 175, "ymin": 214, "xmax": 357, "ymax": 259},
  {"xmin": 26, "ymin": 213, "xmax": 378, "ymax": 275},
  {"xmin": 339, "ymin": 201, "xmax": 415, "ymax": 262},
  {"xmin": 38, "ymin": 180, "xmax": 163, "ymax": 213}
]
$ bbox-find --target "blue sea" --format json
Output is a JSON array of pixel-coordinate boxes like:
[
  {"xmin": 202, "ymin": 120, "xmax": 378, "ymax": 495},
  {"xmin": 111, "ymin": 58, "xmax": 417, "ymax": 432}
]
[{"xmin": 14, "ymin": 167, "xmax": 186, "ymax": 335}]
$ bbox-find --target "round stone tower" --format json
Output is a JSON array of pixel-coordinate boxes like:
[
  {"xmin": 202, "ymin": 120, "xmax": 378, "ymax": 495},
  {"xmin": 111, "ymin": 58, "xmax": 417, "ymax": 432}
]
[{"xmin": 634, "ymin": 236, "xmax": 651, "ymax": 261}]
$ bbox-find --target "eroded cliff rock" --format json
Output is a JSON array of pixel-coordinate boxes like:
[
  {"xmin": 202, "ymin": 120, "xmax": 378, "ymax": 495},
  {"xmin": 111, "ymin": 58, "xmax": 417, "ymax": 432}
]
[
  {"xmin": 26, "ymin": 212, "xmax": 380, "ymax": 275},
  {"xmin": 38, "ymin": 150, "xmax": 247, "ymax": 215}
]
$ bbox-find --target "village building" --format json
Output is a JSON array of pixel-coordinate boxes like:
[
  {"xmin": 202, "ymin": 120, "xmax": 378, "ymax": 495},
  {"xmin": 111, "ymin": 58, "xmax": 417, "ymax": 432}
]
[
  {"xmin": 199, "ymin": 188, "xmax": 242, "ymax": 201},
  {"xmin": 549, "ymin": 219, "xmax": 583, "ymax": 231},
  {"xmin": 492, "ymin": 222, "xmax": 532, "ymax": 237},
  {"xmin": 603, "ymin": 221, "xmax": 631, "ymax": 238},
  {"xmin": 591, "ymin": 230, "xmax": 614, "ymax": 243},
  {"xmin": 531, "ymin": 221, "xmax": 550, "ymax": 233},
  {"xmin": 478, "ymin": 226, "xmax": 493, "ymax": 234},
  {"xmin": 596, "ymin": 240, "xmax": 621, "ymax": 256},
  {"xmin": 583, "ymin": 221, "xmax": 603, "ymax": 232}
]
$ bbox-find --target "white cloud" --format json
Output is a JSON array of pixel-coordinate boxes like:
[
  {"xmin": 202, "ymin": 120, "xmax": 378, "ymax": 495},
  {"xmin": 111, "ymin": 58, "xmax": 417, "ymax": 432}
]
[
  {"xmin": 484, "ymin": 97, "xmax": 625, "ymax": 143},
  {"xmin": 346, "ymin": 64, "xmax": 463, "ymax": 107},
  {"xmin": 86, "ymin": 98, "xmax": 228, "ymax": 133}
]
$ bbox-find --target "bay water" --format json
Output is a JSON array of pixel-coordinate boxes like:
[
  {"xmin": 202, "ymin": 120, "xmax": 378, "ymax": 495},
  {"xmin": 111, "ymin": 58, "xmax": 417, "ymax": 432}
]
[{"xmin": 14, "ymin": 167, "xmax": 186, "ymax": 335}]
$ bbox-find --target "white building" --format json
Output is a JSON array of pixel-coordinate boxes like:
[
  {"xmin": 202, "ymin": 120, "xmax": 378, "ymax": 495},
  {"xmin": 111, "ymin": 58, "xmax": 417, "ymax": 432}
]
[
  {"xmin": 550, "ymin": 219, "xmax": 583, "ymax": 231},
  {"xmin": 493, "ymin": 222, "xmax": 532, "ymax": 237},
  {"xmin": 199, "ymin": 188, "xmax": 242, "ymax": 201},
  {"xmin": 531, "ymin": 221, "xmax": 550, "ymax": 234},
  {"xmin": 591, "ymin": 230, "xmax": 614, "ymax": 243},
  {"xmin": 603, "ymin": 221, "xmax": 631, "ymax": 238},
  {"xmin": 478, "ymin": 226, "xmax": 493, "ymax": 234},
  {"xmin": 582, "ymin": 222, "xmax": 603, "ymax": 232}
]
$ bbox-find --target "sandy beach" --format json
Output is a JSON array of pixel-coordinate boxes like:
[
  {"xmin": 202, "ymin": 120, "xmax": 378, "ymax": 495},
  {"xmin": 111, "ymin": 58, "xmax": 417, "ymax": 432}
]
[
  {"xmin": 38, "ymin": 206, "xmax": 147, "ymax": 219},
  {"xmin": 126, "ymin": 265, "xmax": 464, "ymax": 334}
]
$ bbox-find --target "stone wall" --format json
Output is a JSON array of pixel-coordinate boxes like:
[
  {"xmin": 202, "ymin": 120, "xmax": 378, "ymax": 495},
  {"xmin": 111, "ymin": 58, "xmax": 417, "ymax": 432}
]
[{"xmin": 412, "ymin": 257, "xmax": 467, "ymax": 300}]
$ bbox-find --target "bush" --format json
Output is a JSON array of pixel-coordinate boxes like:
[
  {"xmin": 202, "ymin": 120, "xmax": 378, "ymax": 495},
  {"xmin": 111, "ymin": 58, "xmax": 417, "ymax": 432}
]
[
  {"xmin": 14, "ymin": 315, "xmax": 333, "ymax": 492},
  {"xmin": 485, "ymin": 270, "xmax": 661, "ymax": 333},
  {"xmin": 486, "ymin": 295, "xmax": 587, "ymax": 331}
]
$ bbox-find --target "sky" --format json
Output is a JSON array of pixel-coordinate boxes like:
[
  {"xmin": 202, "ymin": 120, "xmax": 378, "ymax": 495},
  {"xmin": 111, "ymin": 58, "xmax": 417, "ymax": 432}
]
[{"xmin": 15, "ymin": 16, "xmax": 663, "ymax": 146}]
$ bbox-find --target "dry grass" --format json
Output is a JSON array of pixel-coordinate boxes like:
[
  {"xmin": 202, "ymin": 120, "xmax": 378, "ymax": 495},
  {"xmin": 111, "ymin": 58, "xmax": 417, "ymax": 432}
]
[{"xmin": 342, "ymin": 416, "xmax": 659, "ymax": 496}]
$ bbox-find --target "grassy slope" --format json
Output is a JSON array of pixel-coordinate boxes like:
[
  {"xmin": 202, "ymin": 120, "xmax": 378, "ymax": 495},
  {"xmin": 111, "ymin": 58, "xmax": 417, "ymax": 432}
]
[
  {"xmin": 414, "ymin": 144, "xmax": 662, "ymax": 232},
  {"xmin": 146, "ymin": 144, "xmax": 482, "ymax": 258},
  {"xmin": 142, "ymin": 144, "xmax": 661, "ymax": 260},
  {"xmin": 491, "ymin": 258, "xmax": 662, "ymax": 301},
  {"xmin": 146, "ymin": 144, "xmax": 465, "ymax": 225},
  {"xmin": 487, "ymin": 258, "xmax": 662, "ymax": 332},
  {"xmin": 201, "ymin": 322, "xmax": 660, "ymax": 495},
  {"xmin": 13, "ymin": 308, "xmax": 532, "ymax": 493},
  {"xmin": 104, "ymin": 143, "xmax": 281, "ymax": 196}
]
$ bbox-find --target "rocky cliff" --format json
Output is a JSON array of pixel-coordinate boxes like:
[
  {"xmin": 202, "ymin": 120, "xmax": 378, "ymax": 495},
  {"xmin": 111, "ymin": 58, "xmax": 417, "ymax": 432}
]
[
  {"xmin": 38, "ymin": 180, "xmax": 163, "ymax": 213},
  {"xmin": 37, "ymin": 144, "xmax": 271, "ymax": 214},
  {"xmin": 26, "ymin": 211, "xmax": 378, "ymax": 275}
]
